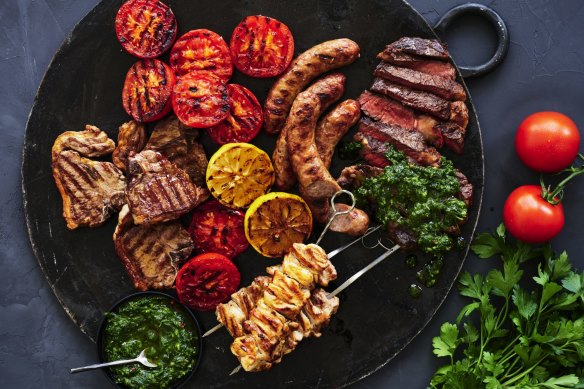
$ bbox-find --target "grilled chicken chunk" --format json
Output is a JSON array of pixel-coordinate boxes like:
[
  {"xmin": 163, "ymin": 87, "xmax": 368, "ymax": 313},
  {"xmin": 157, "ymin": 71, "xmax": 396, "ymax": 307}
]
[
  {"xmin": 112, "ymin": 120, "xmax": 146, "ymax": 171},
  {"xmin": 114, "ymin": 205, "xmax": 194, "ymax": 291},
  {"xmin": 126, "ymin": 150, "xmax": 206, "ymax": 225},
  {"xmin": 145, "ymin": 116, "xmax": 209, "ymax": 187},
  {"xmin": 52, "ymin": 125, "xmax": 126, "ymax": 230}
]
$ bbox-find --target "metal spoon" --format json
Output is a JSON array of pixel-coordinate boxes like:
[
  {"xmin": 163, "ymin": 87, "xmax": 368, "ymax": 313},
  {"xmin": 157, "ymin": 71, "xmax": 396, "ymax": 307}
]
[{"xmin": 70, "ymin": 349, "xmax": 157, "ymax": 374}]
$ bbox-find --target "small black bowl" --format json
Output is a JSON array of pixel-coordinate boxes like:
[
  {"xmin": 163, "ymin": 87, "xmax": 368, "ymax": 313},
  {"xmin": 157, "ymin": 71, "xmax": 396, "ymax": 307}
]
[{"xmin": 96, "ymin": 291, "xmax": 203, "ymax": 389}]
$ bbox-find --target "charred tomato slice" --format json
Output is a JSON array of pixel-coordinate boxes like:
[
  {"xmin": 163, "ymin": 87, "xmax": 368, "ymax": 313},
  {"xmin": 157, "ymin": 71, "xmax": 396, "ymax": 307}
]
[
  {"xmin": 115, "ymin": 0, "xmax": 177, "ymax": 58},
  {"xmin": 176, "ymin": 253, "xmax": 241, "ymax": 311},
  {"xmin": 206, "ymin": 84, "xmax": 263, "ymax": 144},
  {"xmin": 230, "ymin": 15, "xmax": 294, "ymax": 78},
  {"xmin": 172, "ymin": 70, "xmax": 229, "ymax": 128},
  {"xmin": 170, "ymin": 29, "xmax": 233, "ymax": 81},
  {"xmin": 188, "ymin": 199, "xmax": 249, "ymax": 259},
  {"xmin": 122, "ymin": 59, "xmax": 176, "ymax": 122}
]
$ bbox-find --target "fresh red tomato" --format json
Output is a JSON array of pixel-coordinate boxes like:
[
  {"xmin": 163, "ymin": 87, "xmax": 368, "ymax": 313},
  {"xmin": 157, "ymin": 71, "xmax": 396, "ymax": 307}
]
[
  {"xmin": 503, "ymin": 185, "xmax": 564, "ymax": 243},
  {"xmin": 170, "ymin": 29, "xmax": 233, "ymax": 81},
  {"xmin": 171, "ymin": 70, "xmax": 229, "ymax": 128},
  {"xmin": 230, "ymin": 15, "xmax": 294, "ymax": 78},
  {"xmin": 206, "ymin": 84, "xmax": 263, "ymax": 144},
  {"xmin": 515, "ymin": 112, "xmax": 580, "ymax": 173},
  {"xmin": 175, "ymin": 253, "xmax": 241, "ymax": 311},
  {"xmin": 122, "ymin": 59, "xmax": 176, "ymax": 122},
  {"xmin": 188, "ymin": 200, "xmax": 249, "ymax": 259},
  {"xmin": 115, "ymin": 0, "xmax": 177, "ymax": 58}
]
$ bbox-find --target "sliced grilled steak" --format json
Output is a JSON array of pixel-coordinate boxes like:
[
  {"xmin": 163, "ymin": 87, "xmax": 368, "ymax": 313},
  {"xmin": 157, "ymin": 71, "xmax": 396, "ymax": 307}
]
[
  {"xmin": 126, "ymin": 150, "xmax": 206, "ymax": 225},
  {"xmin": 113, "ymin": 120, "xmax": 146, "ymax": 171},
  {"xmin": 371, "ymin": 78, "xmax": 449, "ymax": 120},
  {"xmin": 52, "ymin": 126, "xmax": 126, "ymax": 230},
  {"xmin": 358, "ymin": 117, "xmax": 441, "ymax": 166},
  {"xmin": 358, "ymin": 90, "xmax": 443, "ymax": 147},
  {"xmin": 377, "ymin": 51, "xmax": 456, "ymax": 79},
  {"xmin": 145, "ymin": 116, "xmax": 209, "ymax": 187},
  {"xmin": 455, "ymin": 170, "xmax": 473, "ymax": 207},
  {"xmin": 435, "ymin": 122, "xmax": 466, "ymax": 154},
  {"xmin": 337, "ymin": 164, "xmax": 383, "ymax": 189},
  {"xmin": 374, "ymin": 62, "xmax": 466, "ymax": 101},
  {"xmin": 114, "ymin": 205, "xmax": 194, "ymax": 291},
  {"xmin": 450, "ymin": 101, "xmax": 469, "ymax": 129},
  {"xmin": 384, "ymin": 37, "xmax": 449, "ymax": 60}
]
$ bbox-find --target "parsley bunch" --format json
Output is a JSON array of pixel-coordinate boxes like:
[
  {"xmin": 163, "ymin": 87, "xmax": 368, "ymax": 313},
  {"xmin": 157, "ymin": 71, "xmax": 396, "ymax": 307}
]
[{"xmin": 430, "ymin": 224, "xmax": 584, "ymax": 388}]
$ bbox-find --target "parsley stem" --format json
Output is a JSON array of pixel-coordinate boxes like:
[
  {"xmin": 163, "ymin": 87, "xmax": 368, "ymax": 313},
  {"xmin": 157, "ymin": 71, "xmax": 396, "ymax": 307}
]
[{"xmin": 501, "ymin": 356, "xmax": 546, "ymax": 386}]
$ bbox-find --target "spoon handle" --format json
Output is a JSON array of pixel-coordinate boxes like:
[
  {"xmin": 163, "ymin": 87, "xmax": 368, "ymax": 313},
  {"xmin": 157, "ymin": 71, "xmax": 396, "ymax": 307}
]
[{"xmin": 70, "ymin": 358, "xmax": 137, "ymax": 373}]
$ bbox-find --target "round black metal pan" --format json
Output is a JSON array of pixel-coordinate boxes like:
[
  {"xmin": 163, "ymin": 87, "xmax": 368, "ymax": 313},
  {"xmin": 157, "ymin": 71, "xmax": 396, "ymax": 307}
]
[{"xmin": 21, "ymin": 0, "xmax": 506, "ymax": 387}]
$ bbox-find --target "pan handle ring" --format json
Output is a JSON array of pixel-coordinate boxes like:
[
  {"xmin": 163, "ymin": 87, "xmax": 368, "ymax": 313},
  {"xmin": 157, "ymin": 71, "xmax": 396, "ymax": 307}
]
[{"xmin": 434, "ymin": 3, "xmax": 509, "ymax": 78}]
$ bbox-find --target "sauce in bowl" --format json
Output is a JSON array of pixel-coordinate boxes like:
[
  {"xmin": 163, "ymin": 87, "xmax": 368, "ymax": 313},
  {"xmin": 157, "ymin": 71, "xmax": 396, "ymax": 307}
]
[{"xmin": 100, "ymin": 293, "xmax": 200, "ymax": 389}]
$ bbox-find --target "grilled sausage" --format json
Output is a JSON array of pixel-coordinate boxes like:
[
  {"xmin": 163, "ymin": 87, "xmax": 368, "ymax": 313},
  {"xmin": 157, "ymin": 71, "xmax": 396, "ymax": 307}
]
[
  {"xmin": 315, "ymin": 99, "xmax": 361, "ymax": 169},
  {"xmin": 273, "ymin": 73, "xmax": 346, "ymax": 190},
  {"xmin": 305, "ymin": 197, "xmax": 369, "ymax": 235},
  {"xmin": 264, "ymin": 39, "xmax": 360, "ymax": 134},
  {"xmin": 286, "ymin": 92, "xmax": 341, "ymax": 199}
]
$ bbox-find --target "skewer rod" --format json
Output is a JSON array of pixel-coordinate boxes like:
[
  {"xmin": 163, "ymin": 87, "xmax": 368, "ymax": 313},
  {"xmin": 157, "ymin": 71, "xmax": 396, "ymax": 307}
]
[{"xmin": 327, "ymin": 244, "xmax": 400, "ymax": 298}]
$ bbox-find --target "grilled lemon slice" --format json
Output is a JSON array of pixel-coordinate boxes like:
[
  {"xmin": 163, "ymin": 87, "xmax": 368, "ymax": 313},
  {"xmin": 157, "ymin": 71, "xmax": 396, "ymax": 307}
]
[
  {"xmin": 244, "ymin": 192, "xmax": 313, "ymax": 258},
  {"xmin": 206, "ymin": 143, "xmax": 275, "ymax": 209}
]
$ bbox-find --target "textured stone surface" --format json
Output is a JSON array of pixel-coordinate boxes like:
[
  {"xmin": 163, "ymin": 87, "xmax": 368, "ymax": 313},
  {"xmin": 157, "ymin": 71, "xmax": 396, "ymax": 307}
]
[{"xmin": 1, "ymin": 0, "xmax": 583, "ymax": 388}]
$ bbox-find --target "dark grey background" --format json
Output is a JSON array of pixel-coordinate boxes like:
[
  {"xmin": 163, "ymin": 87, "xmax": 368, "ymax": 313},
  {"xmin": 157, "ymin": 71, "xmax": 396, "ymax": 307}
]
[{"xmin": 1, "ymin": 0, "xmax": 583, "ymax": 388}]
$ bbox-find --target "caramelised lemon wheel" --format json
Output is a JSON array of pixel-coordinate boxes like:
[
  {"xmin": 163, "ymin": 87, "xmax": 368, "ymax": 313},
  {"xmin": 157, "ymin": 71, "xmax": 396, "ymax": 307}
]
[
  {"xmin": 206, "ymin": 143, "xmax": 275, "ymax": 209},
  {"xmin": 244, "ymin": 192, "xmax": 313, "ymax": 258}
]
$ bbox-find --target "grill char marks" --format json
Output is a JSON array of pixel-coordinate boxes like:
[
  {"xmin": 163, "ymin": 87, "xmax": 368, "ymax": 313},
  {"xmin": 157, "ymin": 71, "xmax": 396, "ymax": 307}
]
[
  {"xmin": 114, "ymin": 205, "xmax": 194, "ymax": 291},
  {"xmin": 374, "ymin": 62, "xmax": 466, "ymax": 101},
  {"xmin": 51, "ymin": 125, "xmax": 126, "ymax": 230},
  {"xmin": 126, "ymin": 149, "xmax": 206, "ymax": 225}
]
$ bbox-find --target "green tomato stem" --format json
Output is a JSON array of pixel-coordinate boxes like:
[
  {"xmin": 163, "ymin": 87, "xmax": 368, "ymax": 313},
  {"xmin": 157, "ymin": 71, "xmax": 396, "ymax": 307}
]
[{"xmin": 540, "ymin": 153, "xmax": 584, "ymax": 205}]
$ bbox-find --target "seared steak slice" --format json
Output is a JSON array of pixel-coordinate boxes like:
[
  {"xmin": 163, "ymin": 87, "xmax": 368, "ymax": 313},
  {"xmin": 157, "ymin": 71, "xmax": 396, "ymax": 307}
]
[
  {"xmin": 374, "ymin": 62, "xmax": 466, "ymax": 101},
  {"xmin": 358, "ymin": 91, "xmax": 443, "ymax": 147},
  {"xmin": 450, "ymin": 101, "xmax": 469, "ymax": 129},
  {"xmin": 127, "ymin": 150, "xmax": 205, "ymax": 225},
  {"xmin": 114, "ymin": 205, "xmax": 194, "ymax": 291},
  {"xmin": 337, "ymin": 164, "xmax": 383, "ymax": 189},
  {"xmin": 112, "ymin": 120, "xmax": 146, "ymax": 171},
  {"xmin": 387, "ymin": 222, "xmax": 418, "ymax": 251},
  {"xmin": 371, "ymin": 78, "xmax": 450, "ymax": 120},
  {"xmin": 146, "ymin": 116, "xmax": 209, "ymax": 187},
  {"xmin": 455, "ymin": 170, "xmax": 473, "ymax": 207},
  {"xmin": 52, "ymin": 126, "xmax": 125, "ymax": 230},
  {"xmin": 358, "ymin": 117, "xmax": 441, "ymax": 166},
  {"xmin": 377, "ymin": 51, "xmax": 456, "ymax": 79},
  {"xmin": 383, "ymin": 37, "xmax": 449, "ymax": 60},
  {"xmin": 435, "ymin": 122, "xmax": 466, "ymax": 154}
]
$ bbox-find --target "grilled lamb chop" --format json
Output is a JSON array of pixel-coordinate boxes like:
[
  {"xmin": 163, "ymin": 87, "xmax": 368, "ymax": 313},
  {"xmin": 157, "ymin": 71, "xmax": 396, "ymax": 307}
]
[
  {"xmin": 358, "ymin": 90, "xmax": 443, "ymax": 148},
  {"xmin": 377, "ymin": 50, "xmax": 456, "ymax": 79},
  {"xmin": 52, "ymin": 125, "xmax": 126, "ymax": 230},
  {"xmin": 145, "ymin": 116, "xmax": 209, "ymax": 187},
  {"xmin": 126, "ymin": 150, "xmax": 206, "ymax": 225},
  {"xmin": 374, "ymin": 62, "xmax": 466, "ymax": 101},
  {"xmin": 357, "ymin": 116, "xmax": 442, "ymax": 166},
  {"xmin": 112, "ymin": 120, "xmax": 146, "ymax": 171},
  {"xmin": 382, "ymin": 37, "xmax": 450, "ymax": 60},
  {"xmin": 114, "ymin": 205, "xmax": 194, "ymax": 291}
]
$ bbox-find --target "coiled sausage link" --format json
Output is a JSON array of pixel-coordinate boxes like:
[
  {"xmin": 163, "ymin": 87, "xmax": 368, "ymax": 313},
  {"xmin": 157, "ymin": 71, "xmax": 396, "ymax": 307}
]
[
  {"xmin": 264, "ymin": 39, "xmax": 360, "ymax": 134},
  {"xmin": 273, "ymin": 73, "xmax": 346, "ymax": 190}
]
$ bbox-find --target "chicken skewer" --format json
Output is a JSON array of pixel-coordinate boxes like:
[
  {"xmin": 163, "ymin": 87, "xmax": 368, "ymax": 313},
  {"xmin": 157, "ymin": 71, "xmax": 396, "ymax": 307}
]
[{"xmin": 202, "ymin": 223, "xmax": 381, "ymax": 338}]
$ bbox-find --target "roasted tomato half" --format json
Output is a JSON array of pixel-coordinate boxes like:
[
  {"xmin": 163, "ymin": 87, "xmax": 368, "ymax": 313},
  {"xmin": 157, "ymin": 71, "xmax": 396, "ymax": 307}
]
[
  {"xmin": 172, "ymin": 70, "xmax": 229, "ymax": 128},
  {"xmin": 206, "ymin": 84, "xmax": 263, "ymax": 144},
  {"xmin": 230, "ymin": 15, "xmax": 294, "ymax": 78},
  {"xmin": 188, "ymin": 199, "xmax": 249, "ymax": 259},
  {"xmin": 170, "ymin": 29, "xmax": 233, "ymax": 81},
  {"xmin": 115, "ymin": 0, "xmax": 177, "ymax": 58},
  {"xmin": 176, "ymin": 253, "xmax": 241, "ymax": 311},
  {"xmin": 122, "ymin": 59, "xmax": 176, "ymax": 122}
]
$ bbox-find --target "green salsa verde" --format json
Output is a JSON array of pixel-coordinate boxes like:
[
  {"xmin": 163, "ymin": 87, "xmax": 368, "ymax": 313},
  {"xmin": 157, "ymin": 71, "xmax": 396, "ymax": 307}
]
[{"xmin": 103, "ymin": 295, "xmax": 198, "ymax": 389}]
